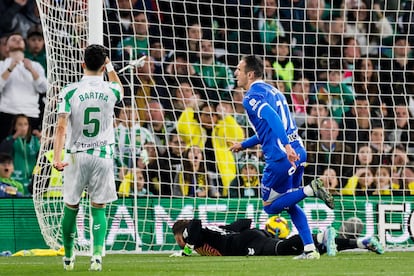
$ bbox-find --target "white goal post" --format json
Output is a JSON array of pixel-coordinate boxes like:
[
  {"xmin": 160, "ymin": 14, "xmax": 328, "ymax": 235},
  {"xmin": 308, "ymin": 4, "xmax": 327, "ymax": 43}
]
[{"xmin": 33, "ymin": 0, "xmax": 414, "ymax": 254}]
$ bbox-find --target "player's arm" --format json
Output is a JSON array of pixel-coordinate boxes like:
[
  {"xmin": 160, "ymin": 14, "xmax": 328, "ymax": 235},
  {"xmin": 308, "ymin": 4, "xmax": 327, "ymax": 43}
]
[
  {"xmin": 221, "ymin": 218, "xmax": 252, "ymax": 232},
  {"xmin": 259, "ymin": 103, "xmax": 298, "ymax": 164},
  {"xmin": 229, "ymin": 135, "xmax": 259, "ymax": 152},
  {"xmin": 53, "ymin": 113, "xmax": 69, "ymax": 171},
  {"xmin": 104, "ymin": 57, "xmax": 124, "ymax": 99}
]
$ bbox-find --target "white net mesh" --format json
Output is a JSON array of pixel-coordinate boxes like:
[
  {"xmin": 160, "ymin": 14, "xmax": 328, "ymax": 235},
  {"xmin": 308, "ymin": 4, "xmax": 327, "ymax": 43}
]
[{"xmin": 33, "ymin": 0, "xmax": 414, "ymax": 253}]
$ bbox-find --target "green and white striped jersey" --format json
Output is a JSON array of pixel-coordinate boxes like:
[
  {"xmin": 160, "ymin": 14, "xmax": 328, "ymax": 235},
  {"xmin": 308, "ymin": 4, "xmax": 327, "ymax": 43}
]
[
  {"xmin": 114, "ymin": 123, "xmax": 155, "ymax": 167},
  {"xmin": 57, "ymin": 75, "xmax": 123, "ymax": 158}
]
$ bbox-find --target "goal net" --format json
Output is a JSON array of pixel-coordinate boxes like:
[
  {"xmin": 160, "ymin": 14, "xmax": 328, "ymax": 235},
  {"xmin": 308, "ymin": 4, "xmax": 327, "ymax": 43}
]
[{"xmin": 33, "ymin": 0, "xmax": 414, "ymax": 254}]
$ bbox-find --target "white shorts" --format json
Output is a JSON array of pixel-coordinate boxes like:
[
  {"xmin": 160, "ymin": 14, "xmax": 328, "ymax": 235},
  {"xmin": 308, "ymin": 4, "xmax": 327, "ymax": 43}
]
[{"xmin": 63, "ymin": 152, "xmax": 118, "ymax": 205}]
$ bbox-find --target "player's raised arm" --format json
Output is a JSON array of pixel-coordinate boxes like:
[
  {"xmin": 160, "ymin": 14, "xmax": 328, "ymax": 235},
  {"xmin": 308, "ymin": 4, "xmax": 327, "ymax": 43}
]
[{"xmin": 104, "ymin": 56, "xmax": 124, "ymax": 98}]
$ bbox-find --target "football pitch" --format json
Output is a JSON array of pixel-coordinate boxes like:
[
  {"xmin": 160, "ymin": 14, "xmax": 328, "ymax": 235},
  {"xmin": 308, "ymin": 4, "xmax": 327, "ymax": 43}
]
[{"xmin": 0, "ymin": 252, "xmax": 413, "ymax": 276}]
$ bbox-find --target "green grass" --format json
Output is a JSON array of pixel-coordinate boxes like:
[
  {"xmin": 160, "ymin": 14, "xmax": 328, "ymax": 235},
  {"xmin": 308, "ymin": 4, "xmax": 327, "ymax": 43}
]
[{"xmin": 0, "ymin": 252, "xmax": 412, "ymax": 276}]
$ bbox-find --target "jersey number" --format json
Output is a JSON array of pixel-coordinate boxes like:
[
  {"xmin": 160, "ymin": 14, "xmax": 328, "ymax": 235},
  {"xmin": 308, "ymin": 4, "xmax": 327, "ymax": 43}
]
[{"xmin": 83, "ymin": 107, "xmax": 100, "ymax": 137}]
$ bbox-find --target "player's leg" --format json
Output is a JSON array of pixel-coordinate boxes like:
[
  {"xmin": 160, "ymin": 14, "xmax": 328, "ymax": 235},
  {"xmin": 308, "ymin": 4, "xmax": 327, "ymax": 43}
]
[
  {"xmin": 336, "ymin": 236, "xmax": 384, "ymax": 254},
  {"xmin": 313, "ymin": 226, "xmax": 338, "ymax": 256},
  {"xmin": 262, "ymin": 159, "xmax": 307, "ymax": 214},
  {"xmin": 61, "ymin": 152, "xmax": 88, "ymax": 270},
  {"xmin": 88, "ymin": 155, "xmax": 118, "ymax": 271},
  {"xmin": 287, "ymin": 205, "xmax": 320, "ymax": 259},
  {"xmin": 274, "ymin": 235, "xmax": 304, "ymax": 255}
]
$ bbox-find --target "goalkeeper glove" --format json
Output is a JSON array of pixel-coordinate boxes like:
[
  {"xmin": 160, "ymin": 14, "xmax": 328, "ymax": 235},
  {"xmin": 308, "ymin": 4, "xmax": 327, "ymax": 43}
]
[{"xmin": 182, "ymin": 244, "xmax": 194, "ymax": 256}]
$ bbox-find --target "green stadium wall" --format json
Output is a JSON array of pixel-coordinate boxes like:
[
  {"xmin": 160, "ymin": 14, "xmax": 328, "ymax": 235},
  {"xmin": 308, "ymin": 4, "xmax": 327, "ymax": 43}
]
[{"xmin": 1, "ymin": 197, "xmax": 413, "ymax": 253}]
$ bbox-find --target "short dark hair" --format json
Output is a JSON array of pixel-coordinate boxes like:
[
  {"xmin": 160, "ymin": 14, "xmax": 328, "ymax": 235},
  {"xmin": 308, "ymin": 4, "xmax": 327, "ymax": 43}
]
[
  {"xmin": 84, "ymin": 44, "xmax": 107, "ymax": 71},
  {"xmin": 243, "ymin": 55, "xmax": 264, "ymax": 79},
  {"xmin": 0, "ymin": 153, "xmax": 13, "ymax": 164},
  {"xmin": 172, "ymin": 220, "xmax": 191, "ymax": 235}
]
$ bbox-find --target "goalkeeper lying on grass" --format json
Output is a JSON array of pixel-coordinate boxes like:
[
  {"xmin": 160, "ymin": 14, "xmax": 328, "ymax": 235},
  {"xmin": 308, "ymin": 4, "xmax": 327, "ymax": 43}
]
[{"xmin": 170, "ymin": 217, "xmax": 384, "ymax": 257}]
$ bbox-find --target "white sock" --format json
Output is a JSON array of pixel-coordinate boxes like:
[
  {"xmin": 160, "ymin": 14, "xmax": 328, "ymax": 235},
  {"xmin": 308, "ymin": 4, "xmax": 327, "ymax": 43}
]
[
  {"xmin": 304, "ymin": 243, "xmax": 316, "ymax": 252},
  {"xmin": 303, "ymin": 185, "xmax": 314, "ymax": 197},
  {"xmin": 316, "ymin": 232, "xmax": 324, "ymax": 244},
  {"xmin": 356, "ymin": 239, "xmax": 365, "ymax": 249}
]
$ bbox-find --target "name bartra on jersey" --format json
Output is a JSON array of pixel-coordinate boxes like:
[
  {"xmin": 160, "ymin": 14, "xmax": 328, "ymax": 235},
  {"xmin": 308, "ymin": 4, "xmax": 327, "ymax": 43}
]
[{"xmin": 79, "ymin": 91, "xmax": 109, "ymax": 102}]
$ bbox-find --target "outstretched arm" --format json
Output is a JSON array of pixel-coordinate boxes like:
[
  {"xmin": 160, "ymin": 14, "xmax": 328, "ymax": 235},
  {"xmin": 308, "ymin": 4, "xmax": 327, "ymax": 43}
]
[
  {"xmin": 53, "ymin": 114, "xmax": 69, "ymax": 171},
  {"xmin": 229, "ymin": 135, "xmax": 260, "ymax": 152},
  {"xmin": 260, "ymin": 104, "xmax": 298, "ymax": 165}
]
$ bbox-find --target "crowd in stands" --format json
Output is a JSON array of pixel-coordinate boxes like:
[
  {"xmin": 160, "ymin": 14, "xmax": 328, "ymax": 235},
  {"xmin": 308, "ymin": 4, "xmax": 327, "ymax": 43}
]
[{"xmin": 1, "ymin": 0, "xmax": 414, "ymax": 198}]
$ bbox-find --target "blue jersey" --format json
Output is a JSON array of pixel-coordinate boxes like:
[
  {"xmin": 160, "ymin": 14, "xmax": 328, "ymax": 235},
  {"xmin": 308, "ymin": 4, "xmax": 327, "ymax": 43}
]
[{"xmin": 242, "ymin": 80, "xmax": 299, "ymax": 162}]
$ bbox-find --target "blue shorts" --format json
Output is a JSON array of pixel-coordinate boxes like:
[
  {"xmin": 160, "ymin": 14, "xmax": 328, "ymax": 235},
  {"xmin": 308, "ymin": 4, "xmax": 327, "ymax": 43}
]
[{"xmin": 261, "ymin": 157, "xmax": 295, "ymax": 202}]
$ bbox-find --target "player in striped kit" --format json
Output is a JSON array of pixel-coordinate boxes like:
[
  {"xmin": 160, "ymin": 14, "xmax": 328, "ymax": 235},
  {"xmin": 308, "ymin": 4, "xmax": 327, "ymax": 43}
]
[
  {"xmin": 230, "ymin": 55, "xmax": 333, "ymax": 260},
  {"xmin": 53, "ymin": 44, "xmax": 123, "ymax": 271}
]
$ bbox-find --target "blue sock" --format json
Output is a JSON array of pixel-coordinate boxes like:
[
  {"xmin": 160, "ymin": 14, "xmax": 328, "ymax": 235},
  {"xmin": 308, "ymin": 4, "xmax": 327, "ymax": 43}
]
[
  {"xmin": 263, "ymin": 189, "xmax": 307, "ymax": 214},
  {"xmin": 288, "ymin": 205, "xmax": 314, "ymax": 246}
]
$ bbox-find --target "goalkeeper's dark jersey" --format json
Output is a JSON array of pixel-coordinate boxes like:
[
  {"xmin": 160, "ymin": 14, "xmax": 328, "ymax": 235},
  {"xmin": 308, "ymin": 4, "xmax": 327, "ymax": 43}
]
[{"xmin": 184, "ymin": 219, "xmax": 279, "ymax": 256}]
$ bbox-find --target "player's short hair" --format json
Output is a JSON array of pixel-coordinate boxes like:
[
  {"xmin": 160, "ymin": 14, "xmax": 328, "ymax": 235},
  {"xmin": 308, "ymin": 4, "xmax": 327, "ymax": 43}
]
[
  {"xmin": 172, "ymin": 220, "xmax": 191, "ymax": 235},
  {"xmin": 338, "ymin": 217, "xmax": 363, "ymax": 239},
  {"xmin": 243, "ymin": 55, "xmax": 264, "ymax": 79},
  {"xmin": 84, "ymin": 44, "xmax": 107, "ymax": 71}
]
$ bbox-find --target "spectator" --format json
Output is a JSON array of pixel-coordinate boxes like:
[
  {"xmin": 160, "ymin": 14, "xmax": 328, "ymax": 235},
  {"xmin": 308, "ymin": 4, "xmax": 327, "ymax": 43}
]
[
  {"xmin": 342, "ymin": 143, "xmax": 377, "ymax": 196},
  {"xmin": 177, "ymin": 102, "xmax": 244, "ymax": 197},
  {"xmin": 387, "ymin": 102, "xmax": 414, "ymax": 154},
  {"xmin": 192, "ymin": 38, "xmax": 235, "ymax": 103},
  {"xmin": 341, "ymin": 37, "xmax": 361, "ymax": 86},
  {"xmin": 229, "ymin": 155, "xmax": 261, "ymax": 198},
  {"xmin": 119, "ymin": 55, "xmax": 168, "ymax": 126},
  {"xmin": 116, "ymin": 11, "xmax": 150, "ymax": 61},
  {"xmin": 143, "ymin": 100, "xmax": 175, "ymax": 155},
  {"xmin": 269, "ymin": 35, "xmax": 301, "ymax": 92},
  {"xmin": 305, "ymin": 117, "xmax": 354, "ymax": 186},
  {"xmin": 173, "ymin": 22, "xmax": 203, "ymax": 64},
  {"xmin": 172, "ymin": 145, "xmax": 216, "ymax": 197},
  {"xmin": 0, "ymin": 152, "xmax": 24, "ymax": 197},
  {"xmin": 169, "ymin": 78, "xmax": 202, "ymax": 121},
  {"xmin": 0, "ymin": 0, "xmax": 39, "ymax": 38},
  {"xmin": 0, "ymin": 32, "xmax": 47, "ymax": 141},
  {"xmin": 301, "ymin": 0, "xmax": 330, "ymax": 82},
  {"xmin": 344, "ymin": 0, "xmax": 393, "ymax": 56},
  {"xmin": 149, "ymin": 39, "xmax": 166, "ymax": 75},
  {"xmin": 263, "ymin": 57, "xmax": 278, "ymax": 86},
  {"xmin": 389, "ymin": 145, "xmax": 411, "ymax": 193},
  {"xmin": 103, "ymin": 0, "xmax": 135, "ymax": 60},
  {"xmin": 24, "ymin": 24, "xmax": 46, "ymax": 72},
  {"xmin": 369, "ymin": 120, "xmax": 392, "ymax": 166},
  {"xmin": 287, "ymin": 76, "xmax": 312, "ymax": 127},
  {"xmin": 211, "ymin": 0, "xmax": 252, "ymax": 66},
  {"xmin": 298, "ymin": 98, "xmax": 330, "ymax": 143},
  {"xmin": 147, "ymin": 129, "xmax": 185, "ymax": 195},
  {"xmin": 114, "ymin": 101, "xmax": 155, "ymax": 184},
  {"xmin": 118, "ymin": 167, "xmax": 153, "ymax": 197},
  {"xmin": 320, "ymin": 168, "xmax": 340, "ymax": 195},
  {"xmin": 372, "ymin": 166, "xmax": 395, "ymax": 195},
  {"xmin": 252, "ymin": 0, "xmax": 286, "ymax": 56},
  {"xmin": 323, "ymin": 14, "xmax": 346, "ymax": 58},
  {"xmin": 352, "ymin": 57, "xmax": 384, "ymax": 117},
  {"xmin": 341, "ymin": 167, "xmax": 375, "ymax": 196},
  {"xmin": 317, "ymin": 59, "xmax": 355, "ymax": 125},
  {"xmin": 163, "ymin": 52, "xmax": 207, "ymax": 110},
  {"xmin": 0, "ymin": 114, "xmax": 40, "ymax": 195},
  {"xmin": 379, "ymin": 35, "xmax": 414, "ymax": 110},
  {"xmin": 343, "ymin": 95, "xmax": 372, "ymax": 152}
]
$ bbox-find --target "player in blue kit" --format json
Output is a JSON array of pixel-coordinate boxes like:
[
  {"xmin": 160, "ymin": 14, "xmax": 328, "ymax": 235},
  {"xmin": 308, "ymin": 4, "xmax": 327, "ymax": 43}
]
[{"xmin": 230, "ymin": 55, "xmax": 334, "ymax": 259}]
